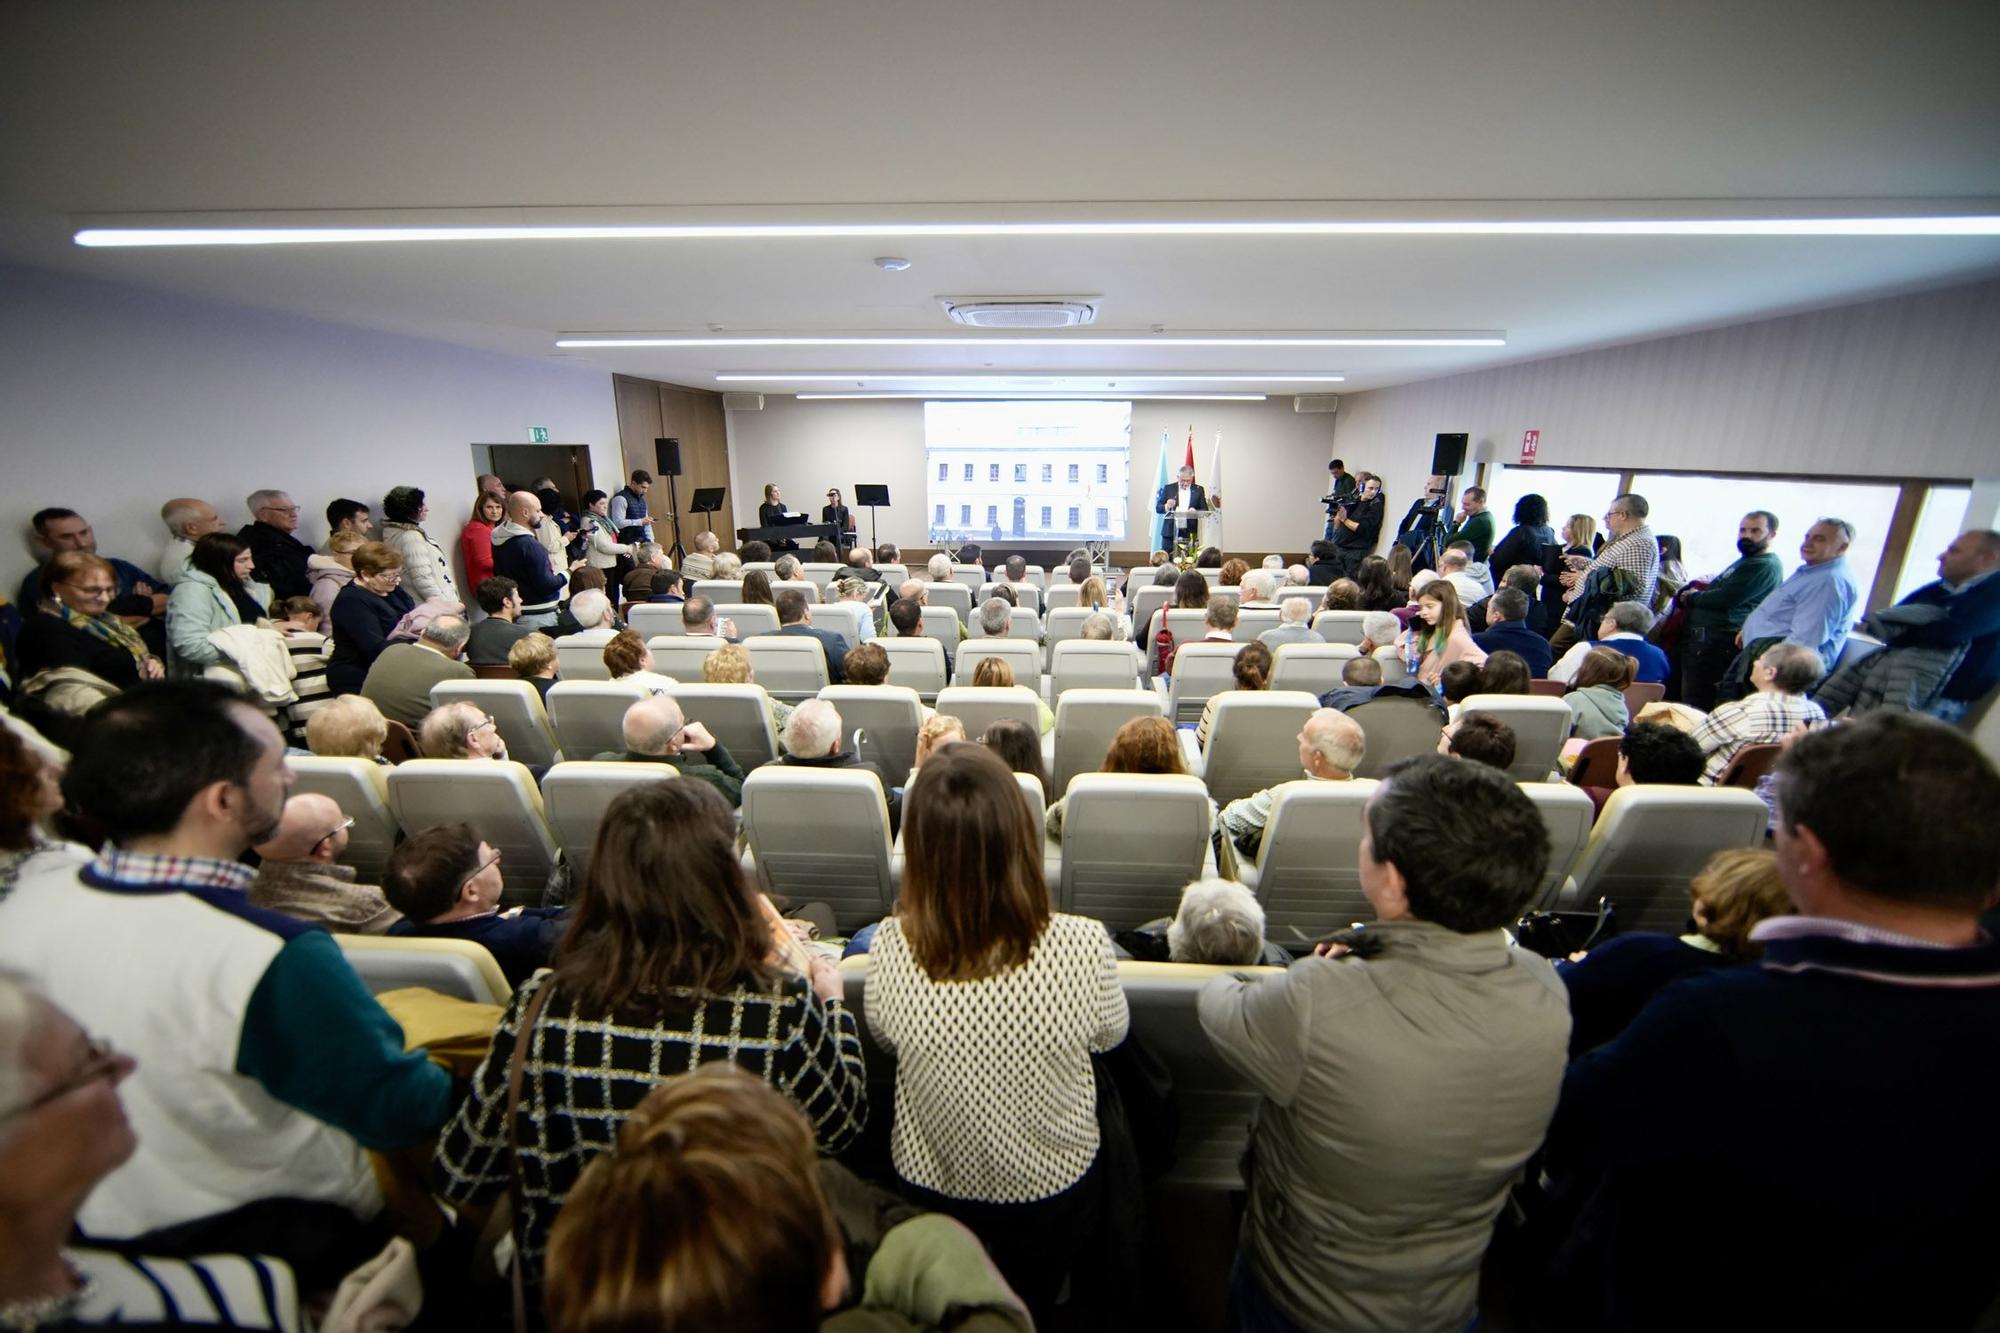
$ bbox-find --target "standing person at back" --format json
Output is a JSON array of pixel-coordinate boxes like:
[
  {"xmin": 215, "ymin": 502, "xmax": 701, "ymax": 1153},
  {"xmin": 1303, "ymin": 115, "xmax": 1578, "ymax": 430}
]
[
  {"xmin": 1200, "ymin": 756, "xmax": 1568, "ymax": 1331},
  {"xmin": 1552, "ymin": 494, "xmax": 1658, "ymax": 654},
  {"xmin": 1329, "ymin": 475, "xmax": 1386, "ymax": 580},
  {"xmin": 491, "ymin": 490, "xmax": 569, "ymax": 630},
  {"xmin": 1715, "ymin": 516, "xmax": 1860, "ymax": 702},
  {"xmin": 1676, "ymin": 510, "xmax": 1785, "ymax": 709}
]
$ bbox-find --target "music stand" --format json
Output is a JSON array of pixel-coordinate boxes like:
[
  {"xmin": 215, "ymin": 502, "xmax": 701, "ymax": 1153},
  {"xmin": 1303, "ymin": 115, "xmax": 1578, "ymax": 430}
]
[
  {"xmin": 689, "ymin": 488, "xmax": 726, "ymax": 538},
  {"xmin": 854, "ymin": 484, "xmax": 890, "ymax": 550}
]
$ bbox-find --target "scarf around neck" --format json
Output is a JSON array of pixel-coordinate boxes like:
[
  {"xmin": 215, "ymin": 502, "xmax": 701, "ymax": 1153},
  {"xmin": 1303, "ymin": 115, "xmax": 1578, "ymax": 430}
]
[{"xmin": 49, "ymin": 595, "xmax": 148, "ymax": 664}]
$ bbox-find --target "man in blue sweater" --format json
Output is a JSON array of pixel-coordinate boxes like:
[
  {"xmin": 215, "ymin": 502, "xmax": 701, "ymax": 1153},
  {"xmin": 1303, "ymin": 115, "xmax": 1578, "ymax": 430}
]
[
  {"xmin": 1814, "ymin": 528, "xmax": 2000, "ymax": 722},
  {"xmin": 490, "ymin": 490, "xmax": 568, "ymax": 629},
  {"xmin": 1541, "ymin": 714, "xmax": 2000, "ymax": 1331},
  {"xmin": 1472, "ymin": 588, "xmax": 1554, "ymax": 678}
]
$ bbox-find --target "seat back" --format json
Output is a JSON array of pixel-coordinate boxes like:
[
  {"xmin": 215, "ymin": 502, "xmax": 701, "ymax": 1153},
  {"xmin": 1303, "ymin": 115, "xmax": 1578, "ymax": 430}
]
[
  {"xmin": 668, "ymin": 683, "xmax": 780, "ymax": 768},
  {"xmin": 1568, "ymin": 734, "xmax": 1621, "ymax": 787},
  {"xmin": 714, "ymin": 603, "xmax": 780, "ymax": 639},
  {"xmin": 1563, "ymin": 787, "xmax": 1771, "ymax": 930},
  {"xmin": 1623, "ymin": 681, "xmax": 1666, "ymax": 712},
  {"xmin": 952, "ymin": 638, "xmax": 1042, "ymax": 688},
  {"xmin": 1042, "ymin": 584, "xmax": 1082, "ymax": 612},
  {"xmin": 771, "ymin": 579, "xmax": 822, "ymax": 604},
  {"xmin": 799, "ymin": 563, "xmax": 844, "ymax": 592},
  {"xmin": 1252, "ymin": 779, "xmax": 1380, "ymax": 940},
  {"xmin": 819, "ymin": 685, "xmax": 924, "ymax": 790},
  {"xmin": 1200, "ymin": 691, "xmax": 1320, "ymax": 805},
  {"xmin": 554, "ymin": 633, "xmax": 614, "ymax": 681},
  {"xmin": 690, "ymin": 579, "xmax": 743, "ymax": 604},
  {"xmin": 538, "ymin": 761, "xmax": 677, "ymax": 881},
  {"xmin": 623, "ymin": 603, "xmax": 684, "ymax": 638},
  {"xmin": 1518, "ymin": 782, "xmax": 1598, "ymax": 905},
  {"xmin": 879, "ymin": 636, "xmax": 948, "ymax": 700},
  {"xmin": 431, "ymin": 679, "xmax": 561, "ymax": 768},
  {"xmin": 1268, "ymin": 641, "xmax": 1359, "ymax": 696},
  {"xmin": 1274, "ymin": 586, "xmax": 1321, "ymax": 608},
  {"xmin": 1460, "ymin": 693, "xmax": 1575, "ymax": 780},
  {"xmin": 1129, "ymin": 584, "xmax": 1173, "ymax": 635},
  {"xmin": 1232, "ymin": 607, "xmax": 1281, "ymax": 641},
  {"xmin": 744, "ymin": 635, "xmax": 832, "ymax": 702},
  {"xmin": 333, "ymin": 934, "xmax": 511, "ymax": 1007},
  {"xmin": 740, "ymin": 563, "xmax": 776, "ymax": 578},
  {"xmin": 1528, "ymin": 678, "xmax": 1568, "ymax": 698},
  {"xmin": 968, "ymin": 606, "xmax": 1042, "ymax": 641},
  {"xmin": 386, "ymin": 759, "xmax": 559, "ymax": 900},
  {"xmin": 646, "ymin": 634, "xmax": 729, "ymax": 682},
  {"xmin": 740, "ymin": 767, "xmax": 894, "ymax": 930},
  {"xmin": 979, "ymin": 583, "xmax": 1043, "ymax": 614},
  {"xmin": 546, "ymin": 680, "xmax": 649, "ymax": 758},
  {"xmin": 812, "ymin": 602, "xmax": 873, "ymax": 648},
  {"xmin": 471, "ymin": 663, "xmax": 517, "ymax": 680},
  {"xmin": 1310, "ymin": 610, "xmax": 1370, "ymax": 646},
  {"xmin": 1141, "ymin": 609, "xmax": 1216, "ymax": 675},
  {"xmin": 1043, "ymin": 606, "xmax": 1100, "ymax": 656},
  {"xmin": 382, "ymin": 719, "xmax": 422, "ymax": 765},
  {"xmin": 951, "ymin": 564, "xmax": 986, "ymax": 593},
  {"xmin": 1049, "ymin": 640, "xmax": 1143, "ymax": 697},
  {"xmin": 1057, "ymin": 773, "xmax": 1214, "ymax": 928},
  {"xmin": 1348, "ymin": 696, "xmax": 1446, "ymax": 779},
  {"xmin": 1715, "ymin": 742, "xmax": 1782, "ymax": 789},
  {"xmin": 284, "ymin": 756, "xmax": 398, "ymax": 881},
  {"xmin": 925, "ymin": 581, "xmax": 973, "ymax": 619},
  {"xmin": 936, "ymin": 685, "xmax": 1043, "ymax": 738},
  {"xmin": 1050, "ymin": 689, "xmax": 1167, "ymax": 792},
  {"xmin": 1168, "ymin": 641, "xmax": 1249, "ymax": 723}
]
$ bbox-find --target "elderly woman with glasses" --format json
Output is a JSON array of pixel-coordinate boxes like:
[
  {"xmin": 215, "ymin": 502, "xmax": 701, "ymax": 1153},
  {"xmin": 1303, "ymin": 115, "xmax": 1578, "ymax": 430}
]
[
  {"xmin": 13, "ymin": 550, "xmax": 166, "ymax": 688},
  {"xmin": 327, "ymin": 541, "xmax": 414, "ymax": 695}
]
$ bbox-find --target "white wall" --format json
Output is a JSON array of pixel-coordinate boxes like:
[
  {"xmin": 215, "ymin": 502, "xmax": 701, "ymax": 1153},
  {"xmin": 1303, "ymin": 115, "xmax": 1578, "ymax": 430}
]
[
  {"xmin": 0, "ymin": 265, "xmax": 623, "ymax": 595},
  {"xmin": 1333, "ymin": 278, "xmax": 2000, "ymax": 506},
  {"xmin": 725, "ymin": 396, "xmax": 1338, "ymax": 556}
]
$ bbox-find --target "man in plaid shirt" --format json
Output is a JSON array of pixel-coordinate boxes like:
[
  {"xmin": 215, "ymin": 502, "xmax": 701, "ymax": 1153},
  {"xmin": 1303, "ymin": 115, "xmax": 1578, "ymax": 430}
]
[
  {"xmin": 1552, "ymin": 494, "xmax": 1660, "ymax": 653},
  {"xmin": 1692, "ymin": 642, "xmax": 1827, "ymax": 781}
]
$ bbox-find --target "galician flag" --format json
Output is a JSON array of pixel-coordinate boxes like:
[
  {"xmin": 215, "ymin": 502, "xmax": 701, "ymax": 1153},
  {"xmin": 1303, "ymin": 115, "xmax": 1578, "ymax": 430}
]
[
  {"xmin": 1153, "ymin": 429, "xmax": 1170, "ymax": 549},
  {"xmin": 1206, "ymin": 428, "xmax": 1224, "ymax": 547}
]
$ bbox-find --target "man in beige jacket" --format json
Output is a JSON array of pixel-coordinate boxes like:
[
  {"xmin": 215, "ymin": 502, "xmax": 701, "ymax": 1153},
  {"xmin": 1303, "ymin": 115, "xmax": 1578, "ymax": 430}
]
[{"xmin": 1199, "ymin": 755, "xmax": 1570, "ymax": 1332}]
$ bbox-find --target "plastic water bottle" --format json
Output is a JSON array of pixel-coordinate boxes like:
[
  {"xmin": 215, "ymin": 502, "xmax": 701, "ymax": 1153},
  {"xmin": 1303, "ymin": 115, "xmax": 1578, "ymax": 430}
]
[{"xmin": 1404, "ymin": 631, "xmax": 1422, "ymax": 678}]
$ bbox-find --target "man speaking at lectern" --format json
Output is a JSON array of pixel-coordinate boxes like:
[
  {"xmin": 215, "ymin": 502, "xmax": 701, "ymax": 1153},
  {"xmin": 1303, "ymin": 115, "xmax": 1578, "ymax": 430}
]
[{"xmin": 1156, "ymin": 464, "xmax": 1210, "ymax": 552}]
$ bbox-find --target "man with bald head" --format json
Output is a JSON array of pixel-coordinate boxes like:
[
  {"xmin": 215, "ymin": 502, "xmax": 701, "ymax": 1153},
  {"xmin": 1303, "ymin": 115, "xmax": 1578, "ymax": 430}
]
[
  {"xmin": 598, "ymin": 693, "xmax": 746, "ymax": 805},
  {"xmin": 1813, "ymin": 528, "xmax": 2000, "ymax": 721},
  {"xmin": 249, "ymin": 793, "xmax": 401, "ymax": 934},
  {"xmin": 1216, "ymin": 708, "xmax": 1367, "ymax": 861},
  {"xmin": 160, "ymin": 497, "xmax": 229, "ymax": 585},
  {"xmin": 490, "ymin": 490, "xmax": 568, "ymax": 629}
]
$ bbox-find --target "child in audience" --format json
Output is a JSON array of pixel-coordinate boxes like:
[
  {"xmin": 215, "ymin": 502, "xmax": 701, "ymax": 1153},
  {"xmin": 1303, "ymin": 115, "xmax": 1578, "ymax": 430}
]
[
  {"xmin": 1566, "ymin": 647, "xmax": 1637, "ymax": 739},
  {"xmin": 1399, "ymin": 580, "xmax": 1488, "ymax": 689},
  {"xmin": 1440, "ymin": 659, "xmax": 1484, "ymax": 721},
  {"xmin": 1479, "ymin": 649, "xmax": 1533, "ymax": 696},
  {"xmin": 981, "ymin": 718, "xmax": 1049, "ymax": 803}
]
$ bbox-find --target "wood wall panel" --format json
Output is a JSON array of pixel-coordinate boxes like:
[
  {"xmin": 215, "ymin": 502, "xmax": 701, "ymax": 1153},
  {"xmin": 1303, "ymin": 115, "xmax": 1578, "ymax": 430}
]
[{"xmin": 612, "ymin": 373, "xmax": 728, "ymax": 557}]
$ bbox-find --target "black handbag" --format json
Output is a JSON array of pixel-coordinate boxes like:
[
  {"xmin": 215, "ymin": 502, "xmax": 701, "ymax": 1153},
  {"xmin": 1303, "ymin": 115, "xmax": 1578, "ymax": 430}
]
[{"xmin": 1515, "ymin": 897, "xmax": 1617, "ymax": 959}]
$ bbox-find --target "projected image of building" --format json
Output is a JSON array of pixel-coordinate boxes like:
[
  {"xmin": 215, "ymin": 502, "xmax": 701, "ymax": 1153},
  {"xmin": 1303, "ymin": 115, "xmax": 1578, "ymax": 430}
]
[{"xmin": 924, "ymin": 402, "xmax": 1132, "ymax": 544}]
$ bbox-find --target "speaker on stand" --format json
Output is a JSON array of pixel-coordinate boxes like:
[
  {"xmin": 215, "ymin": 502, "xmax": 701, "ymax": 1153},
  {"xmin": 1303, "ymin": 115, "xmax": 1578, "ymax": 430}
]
[
  {"xmin": 1430, "ymin": 432, "xmax": 1469, "ymax": 477},
  {"xmin": 654, "ymin": 437, "xmax": 685, "ymax": 564}
]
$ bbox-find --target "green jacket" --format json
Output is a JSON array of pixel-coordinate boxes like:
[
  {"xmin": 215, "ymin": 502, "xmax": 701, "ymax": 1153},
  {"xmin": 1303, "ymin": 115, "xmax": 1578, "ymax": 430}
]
[
  {"xmin": 1686, "ymin": 551, "xmax": 1785, "ymax": 632},
  {"xmin": 591, "ymin": 741, "xmax": 746, "ymax": 805},
  {"xmin": 1444, "ymin": 509, "xmax": 1496, "ymax": 562}
]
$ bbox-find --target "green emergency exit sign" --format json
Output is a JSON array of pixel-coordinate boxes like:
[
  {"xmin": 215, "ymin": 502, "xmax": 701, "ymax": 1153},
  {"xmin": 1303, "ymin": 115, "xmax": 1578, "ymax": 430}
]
[{"xmin": 529, "ymin": 426, "xmax": 550, "ymax": 443}]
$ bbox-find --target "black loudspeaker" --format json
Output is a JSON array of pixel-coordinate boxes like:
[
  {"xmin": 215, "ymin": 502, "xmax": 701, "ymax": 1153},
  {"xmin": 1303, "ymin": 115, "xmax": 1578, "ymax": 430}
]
[
  {"xmin": 653, "ymin": 437, "xmax": 683, "ymax": 476},
  {"xmin": 1430, "ymin": 432, "xmax": 1468, "ymax": 475}
]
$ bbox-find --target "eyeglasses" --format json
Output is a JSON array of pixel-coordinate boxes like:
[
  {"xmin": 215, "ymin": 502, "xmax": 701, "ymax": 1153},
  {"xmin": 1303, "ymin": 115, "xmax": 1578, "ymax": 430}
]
[
  {"xmin": 0, "ymin": 1033, "xmax": 124, "ymax": 1126},
  {"xmin": 313, "ymin": 817, "xmax": 356, "ymax": 851},
  {"xmin": 259, "ymin": 505, "xmax": 301, "ymax": 516},
  {"xmin": 460, "ymin": 848, "xmax": 504, "ymax": 894},
  {"xmin": 470, "ymin": 715, "xmax": 499, "ymax": 736},
  {"xmin": 60, "ymin": 583, "xmax": 117, "ymax": 597}
]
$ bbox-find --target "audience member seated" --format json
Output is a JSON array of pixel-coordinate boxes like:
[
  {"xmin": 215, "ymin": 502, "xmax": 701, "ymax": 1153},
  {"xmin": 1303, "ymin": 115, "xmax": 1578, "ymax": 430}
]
[
  {"xmin": 434, "ymin": 779, "xmax": 864, "ymax": 1324},
  {"xmin": 1075, "ymin": 574, "xmax": 1131, "ymax": 638},
  {"xmin": 327, "ymin": 541, "xmax": 414, "ymax": 695},
  {"xmin": 359, "ymin": 615, "xmax": 474, "ymax": 729},
  {"xmin": 159, "ymin": 496, "xmax": 229, "ymax": 587},
  {"xmin": 1439, "ymin": 712, "xmax": 1518, "ymax": 771},
  {"xmin": 779, "ymin": 699, "xmax": 902, "ymax": 833},
  {"xmin": 1318, "ymin": 578, "xmax": 1363, "ymax": 612},
  {"xmin": 1550, "ymin": 600, "xmax": 1667, "ymax": 684},
  {"xmin": 1077, "ymin": 611, "xmax": 1117, "ymax": 641},
  {"xmin": 1159, "ymin": 876, "xmax": 1287, "ymax": 965},
  {"xmin": 776, "ymin": 589, "xmax": 850, "ymax": 682},
  {"xmin": 1538, "ymin": 715, "xmax": 2000, "ymax": 1330},
  {"xmin": 680, "ymin": 529, "xmax": 720, "ymax": 582},
  {"xmin": 1473, "ymin": 587, "xmax": 1554, "ymax": 677},
  {"xmin": 0, "ymin": 682, "xmax": 451, "ymax": 1263},
  {"xmin": 741, "ymin": 539, "xmax": 774, "ymax": 565},
  {"xmin": 711, "ymin": 550, "xmax": 743, "ymax": 579},
  {"xmin": 681, "ymin": 593, "xmax": 739, "ymax": 644},
  {"xmin": 306, "ymin": 529, "xmax": 365, "ymax": 631},
  {"xmin": 237, "ymin": 489, "xmax": 315, "ymax": 601},
  {"xmin": 910, "ymin": 713, "xmax": 964, "ymax": 781},
  {"xmin": 702, "ymin": 641, "xmax": 792, "ymax": 751},
  {"xmin": 1201, "ymin": 754, "xmax": 1567, "ymax": 1332},
  {"xmin": 418, "ymin": 699, "xmax": 512, "ymax": 763},
  {"xmin": 1355, "ymin": 609, "xmax": 1404, "ymax": 657},
  {"xmin": 14, "ymin": 550, "xmax": 166, "ymax": 688},
  {"xmin": 643, "ymin": 562, "xmax": 686, "ymax": 605},
  {"xmin": 249, "ymin": 792, "xmax": 401, "ymax": 934},
  {"xmin": 863, "ymin": 742, "xmax": 1126, "ymax": 1325},
  {"xmin": 305, "ymin": 693, "xmax": 392, "ymax": 764},
  {"xmin": 559, "ymin": 587, "xmax": 618, "ymax": 642},
  {"xmin": 0, "ymin": 973, "xmax": 313, "ymax": 1328},
  {"xmin": 1319, "ymin": 654, "xmax": 1386, "ymax": 712},
  {"xmin": 1439, "ymin": 659, "xmax": 1484, "ymax": 719},
  {"xmin": 491, "ymin": 491, "xmax": 568, "ymax": 631},
  {"xmin": 1556, "ymin": 847, "xmax": 1788, "ymax": 1057},
  {"xmin": 1201, "ymin": 596, "xmax": 1239, "ymax": 643},
  {"xmin": 382, "ymin": 823, "xmax": 563, "ymax": 987},
  {"xmin": 1046, "ymin": 715, "xmax": 1198, "ymax": 843},
  {"xmin": 510, "ymin": 632, "xmax": 560, "ymax": 703},
  {"xmin": 1576, "ymin": 719, "xmax": 1707, "ymax": 819},
  {"xmin": 1398, "ymin": 581, "xmax": 1487, "ymax": 689},
  {"xmin": 1692, "ymin": 641, "xmax": 1826, "ymax": 782},
  {"xmin": 1466, "ymin": 561, "xmax": 1543, "ymax": 634},
  {"xmin": 468, "ymin": 576, "xmax": 532, "ymax": 664},
  {"xmin": 1217, "ymin": 708, "xmax": 1365, "ymax": 861},
  {"xmin": 165, "ymin": 532, "xmax": 273, "ymax": 678},
  {"xmin": 600, "ymin": 628, "xmax": 677, "ymax": 692},
  {"xmin": 741, "ymin": 569, "xmax": 777, "ymax": 608},
  {"xmin": 602, "ymin": 694, "xmax": 746, "ymax": 804},
  {"xmin": 1810, "ymin": 528, "xmax": 2000, "ymax": 722},
  {"xmin": 0, "ymin": 720, "xmax": 83, "ymax": 896},
  {"xmin": 1564, "ymin": 647, "xmax": 1637, "ymax": 740},
  {"xmin": 1476, "ymin": 648, "xmax": 1534, "ymax": 698},
  {"xmin": 1306, "ymin": 540, "xmax": 1341, "ymax": 586},
  {"xmin": 843, "ymin": 640, "xmax": 890, "ymax": 685},
  {"xmin": 968, "ymin": 656, "xmax": 1053, "ymax": 734},
  {"xmin": 1197, "ymin": 640, "xmax": 1272, "ymax": 749},
  {"xmin": 980, "ymin": 717, "xmax": 1050, "ymax": 800},
  {"xmin": 1238, "ymin": 569, "xmax": 1279, "ymax": 607}
]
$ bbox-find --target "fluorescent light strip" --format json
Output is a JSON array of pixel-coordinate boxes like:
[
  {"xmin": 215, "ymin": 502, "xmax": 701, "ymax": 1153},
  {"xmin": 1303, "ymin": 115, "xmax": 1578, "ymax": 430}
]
[
  {"xmin": 795, "ymin": 391, "xmax": 1267, "ymax": 401},
  {"xmin": 715, "ymin": 373, "xmax": 1347, "ymax": 383},
  {"xmin": 73, "ymin": 216, "xmax": 2000, "ymax": 246},
  {"xmin": 562, "ymin": 335, "xmax": 1500, "ymax": 348}
]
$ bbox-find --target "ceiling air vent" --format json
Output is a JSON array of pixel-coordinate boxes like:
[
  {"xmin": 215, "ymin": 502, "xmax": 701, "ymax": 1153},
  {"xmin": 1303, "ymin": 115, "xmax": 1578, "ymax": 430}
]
[
  {"xmin": 1293, "ymin": 394, "xmax": 1341, "ymax": 414},
  {"xmin": 940, "ymin": 297, "xmax": 1100, "ymax": 329},
  {"xmin": 721, "ymin": 392, "xmax": 765, "ymax": 411}
]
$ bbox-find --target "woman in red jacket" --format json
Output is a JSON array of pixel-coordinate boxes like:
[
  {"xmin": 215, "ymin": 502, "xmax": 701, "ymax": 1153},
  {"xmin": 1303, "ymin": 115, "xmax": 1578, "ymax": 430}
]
[{"xmin": 459, "ymin": 491, "xmax": 504, "ymax": 592}]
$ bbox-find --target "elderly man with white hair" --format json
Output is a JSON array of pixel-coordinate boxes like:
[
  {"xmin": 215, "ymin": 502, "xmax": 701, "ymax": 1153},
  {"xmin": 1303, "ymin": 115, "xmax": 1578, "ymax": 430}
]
[
  {"xmin": 976, "ymin": 596, "xmax": 1012, "ymax": 638},
  {"xmin": 1239, "ymin": 570, "xmax": 1280, "ymax": 607},
  {"xmin": 776, "ymin": 698, "xmax": 901, "ymax": 832},
  {"xmin": 248, "ymin": 792, "xmax": 401, "ymax": 933},
  {"xmin": 1169, "ymin": 877, "xmax": 1286, "ymax": 966},
  {"xmin": 237, "ymin": 488, "xmax": 315, "ymax": 600},
  {"xmin": 418, "ymin": 699, "xmax": 511, "ymax": 763},
  {"xmin": 159, "ymin": 496, "xmax": 228, "ymax": 585},
  {"xmin": 1259, "ymin": 596, "xmax": 1324, "ymax": 649},
  {"xmin": 1217, "ymin": 708, "xmax": 1365, "ymax": 861},
  {"xmin": 600, "ymin": 693, "xmax": 745, "ymax": 805}
]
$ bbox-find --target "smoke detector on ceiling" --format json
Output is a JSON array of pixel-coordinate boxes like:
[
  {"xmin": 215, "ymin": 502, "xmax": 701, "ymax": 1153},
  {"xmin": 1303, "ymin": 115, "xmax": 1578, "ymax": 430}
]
[{"xmin": 940, "ymin": 296, "xmax": 1100, "ymax": 329}]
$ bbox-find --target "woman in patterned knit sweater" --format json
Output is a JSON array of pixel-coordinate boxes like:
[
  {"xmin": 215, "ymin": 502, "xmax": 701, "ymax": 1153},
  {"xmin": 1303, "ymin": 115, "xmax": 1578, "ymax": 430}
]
[
  {"xmin": 865, "ymin": 742, "xmax": 1129, "ymax": 1324},
  {"xmin": 432, "ymin": 779, "xmax": 866, "ymax": 1326}
]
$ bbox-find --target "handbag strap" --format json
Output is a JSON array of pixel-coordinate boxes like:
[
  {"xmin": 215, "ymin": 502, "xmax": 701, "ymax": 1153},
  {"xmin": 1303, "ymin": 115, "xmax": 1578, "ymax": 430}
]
[{"xmin": 504, "ymin": 980, "xmax": 556, "ymax": 1333}]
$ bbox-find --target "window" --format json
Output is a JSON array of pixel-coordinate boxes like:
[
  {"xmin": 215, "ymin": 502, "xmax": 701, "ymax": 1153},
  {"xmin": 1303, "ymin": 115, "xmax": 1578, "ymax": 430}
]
[
  {"xmin": 938, "ymin": 462, "xmax": 948, "ymax": 481},
  {"xmin": 1041, "ymin": 463, "xmax": 1053, "ymax": 483},
  {"xmin": 1067, "ymin": 506, "xmax": 1080, "ymax": 528},
  {"xmin": 1040, "ymin": 505, "xmax": 1052, "ymax": 527},
  {"xmin": 963, "ymin": 464, "xmax": 973, "ymax": 481},
  {"xmin": 1484, "ymin": 467, "xmax": 1624, "ymax": 558},
  {"xmin": 1096, "ymin": 464, "xmax": 1108, "ymax": 483},
  {"xmin": 1095, "ymin": 507, "xmax": 1109, "ymax": 529},
  {"xmin": 986, "ymin": 504, "xmax": 998, "ymax": 525},
  {"xmin": 1631, "ymin": 472, "xmax": 1902, "ymax": 605},
  {"xmin": 1892, "ymin": 485, "xmax": 1972, "ymax": 603},
  {"xmin": 1067, "ymin": 464, "xmax": 1080, "ymax": 483},
  {"xmin": 934, "ymin": 503, "xmax": 945, "ymax": 524},
  {"xmin": 1013, "ymin": 463, "xmax": 1027, "ymax": 482},
  {"xmin": 989, "ymin": 463, "xmax": 1001, "ymax": 482},
  {"xmin": 959, "ymin": 504, "xmax": 971, "ymax": 525}
]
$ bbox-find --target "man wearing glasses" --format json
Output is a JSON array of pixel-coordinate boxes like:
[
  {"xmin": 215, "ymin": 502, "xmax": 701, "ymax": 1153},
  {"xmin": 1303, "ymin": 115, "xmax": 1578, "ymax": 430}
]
[
  {"xmin": 249, "ymin": 793, "xmax": 401, "ymax": 934},
  {"xmin": 1550, "ymin": 494, "xmax": 1660, "ymax": 655},
  {"xmin": 238, "ymin": 488, "xmax": 316, "ymax": 600}
]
